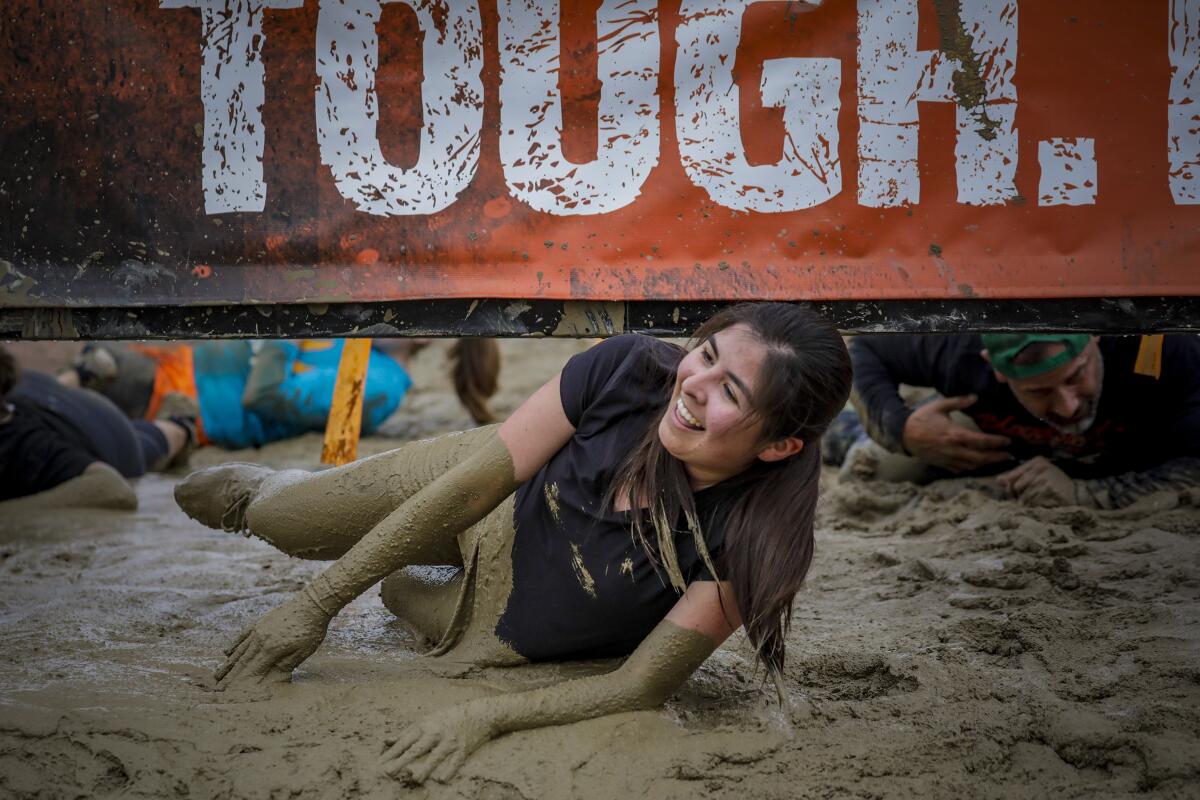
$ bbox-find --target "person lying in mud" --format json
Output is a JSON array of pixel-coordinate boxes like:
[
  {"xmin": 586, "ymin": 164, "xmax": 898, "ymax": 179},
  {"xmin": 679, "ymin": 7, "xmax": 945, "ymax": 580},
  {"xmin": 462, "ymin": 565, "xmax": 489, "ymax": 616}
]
[
  {"xmin": 0, "ymin": 344, "xmax": 193, "ymax": 512},
  {"xmin": 175, "ymin": 303, "xmax": 851, "ymax": 784},
  {"xmin": 64, "ymin": 337, "xmax": 500, "ymax": 450},
  {"xmin": 825, "ymin": 332, "xmax": 1200, "ymax": 509}
]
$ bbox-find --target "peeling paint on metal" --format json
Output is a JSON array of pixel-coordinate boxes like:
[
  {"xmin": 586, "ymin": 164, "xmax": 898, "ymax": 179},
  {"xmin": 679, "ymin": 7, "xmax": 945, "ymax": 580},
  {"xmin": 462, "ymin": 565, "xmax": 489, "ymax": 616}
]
[
  {"xmin": 933, "ymin": 0, "xmax": 1000, "ymax": 141},
  {"xmin": 551, "ymin": 301, "xmax": 626, "ymax": 336},
  {"xmin": 0, "ymin": 260, "xmax": 37, "ymax": 303}
]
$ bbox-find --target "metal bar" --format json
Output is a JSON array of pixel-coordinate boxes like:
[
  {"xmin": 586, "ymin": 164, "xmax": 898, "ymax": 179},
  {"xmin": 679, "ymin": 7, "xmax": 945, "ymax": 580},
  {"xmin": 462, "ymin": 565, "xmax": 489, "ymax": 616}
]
[{"xmin": 2, "ymin": 298, "xmax": 1198, "ymax": 339}]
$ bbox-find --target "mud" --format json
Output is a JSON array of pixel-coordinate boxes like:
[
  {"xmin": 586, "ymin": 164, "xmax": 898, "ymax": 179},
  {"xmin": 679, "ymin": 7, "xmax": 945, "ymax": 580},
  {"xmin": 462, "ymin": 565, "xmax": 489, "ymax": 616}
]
[
  {"xmin": 1, "ymin": 338, "xmax": 1198, "ymax": 798},
  {"xmin": 0, "ymin": 462, "xmax": 137, "ymax": 514},
  {"xmin": 933, "ymin": 0, "xmax": 1001, "ymax": 141}
]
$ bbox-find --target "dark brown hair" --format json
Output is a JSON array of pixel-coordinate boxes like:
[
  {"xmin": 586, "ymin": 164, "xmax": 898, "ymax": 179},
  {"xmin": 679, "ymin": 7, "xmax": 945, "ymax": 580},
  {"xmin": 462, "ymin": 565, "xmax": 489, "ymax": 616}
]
[
  {"xmin": 449, "ymin": 338, "xmax": 501, "ymax": 424},
  {"xmin": 0, "ymin": 345, "xmax": 18, "ymax": 399},
  {"xmin": 607, "ymin": 303, "xmax": 851, "ymax": 679}
]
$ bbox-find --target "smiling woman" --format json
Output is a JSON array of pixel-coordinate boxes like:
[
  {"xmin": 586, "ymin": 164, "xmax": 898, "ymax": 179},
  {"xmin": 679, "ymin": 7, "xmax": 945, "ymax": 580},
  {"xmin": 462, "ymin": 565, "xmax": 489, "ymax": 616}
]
[{"xmin": 174, "ymin": 303, "xmax": 852, "ymax": 785}]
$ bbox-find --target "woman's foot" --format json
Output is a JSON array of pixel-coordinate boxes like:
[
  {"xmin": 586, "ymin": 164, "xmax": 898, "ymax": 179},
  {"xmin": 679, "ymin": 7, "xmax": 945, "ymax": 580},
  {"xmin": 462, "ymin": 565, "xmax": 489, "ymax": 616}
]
[{"xmin": 174, "ymin": 463, "xmax": 273, "ymax": 533}]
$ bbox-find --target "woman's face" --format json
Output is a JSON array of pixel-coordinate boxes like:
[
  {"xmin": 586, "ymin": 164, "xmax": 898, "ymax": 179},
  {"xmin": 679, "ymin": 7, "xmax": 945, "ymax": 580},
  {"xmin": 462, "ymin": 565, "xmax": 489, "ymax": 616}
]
[{"xmin": 658, "ymin": 323, "xmax": 772, "ymax": 489}]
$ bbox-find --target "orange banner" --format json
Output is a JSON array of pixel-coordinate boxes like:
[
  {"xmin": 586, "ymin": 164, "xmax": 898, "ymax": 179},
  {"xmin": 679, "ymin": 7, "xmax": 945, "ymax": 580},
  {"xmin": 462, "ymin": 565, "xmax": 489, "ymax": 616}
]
[{"xmin": 0, "ymin": 0, "xmax": 1196, "ymax": 308}]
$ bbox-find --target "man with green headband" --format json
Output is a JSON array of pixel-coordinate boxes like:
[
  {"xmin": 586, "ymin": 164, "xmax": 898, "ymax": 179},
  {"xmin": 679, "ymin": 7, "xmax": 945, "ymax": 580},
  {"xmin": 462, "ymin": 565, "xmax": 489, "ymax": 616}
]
[{"xmin": 828, "ymin": 332, "xmax": 1200, "ymax": 509}]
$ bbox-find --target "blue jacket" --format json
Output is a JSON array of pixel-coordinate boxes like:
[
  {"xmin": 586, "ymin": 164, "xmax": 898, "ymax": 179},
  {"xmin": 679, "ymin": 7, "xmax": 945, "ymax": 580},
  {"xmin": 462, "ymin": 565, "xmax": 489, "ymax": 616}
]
[{"xmin": 193, "ymin": 340, "xmax": 411, "ymax": 449}]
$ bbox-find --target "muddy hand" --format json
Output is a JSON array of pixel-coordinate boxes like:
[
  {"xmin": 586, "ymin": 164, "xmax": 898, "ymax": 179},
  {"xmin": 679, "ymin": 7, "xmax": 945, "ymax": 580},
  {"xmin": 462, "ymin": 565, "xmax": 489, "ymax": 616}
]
[
  {"xmin": 997, "ymin": 456, "xmax": 1076, "ymax": 507},
  {"xmin": 380, "ymin": 706, "xmax": 494, "ymax": 785},
  {"xmin": 215, "ymin": 591, "xmax": 332, "ymax": 687}
]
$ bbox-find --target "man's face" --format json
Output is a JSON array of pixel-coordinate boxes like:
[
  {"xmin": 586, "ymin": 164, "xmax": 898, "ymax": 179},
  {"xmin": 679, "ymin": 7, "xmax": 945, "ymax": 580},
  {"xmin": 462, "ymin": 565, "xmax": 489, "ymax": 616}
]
[{"xmin": 996, "ymin": 339, "xmax": 1104, "ymax": 434}]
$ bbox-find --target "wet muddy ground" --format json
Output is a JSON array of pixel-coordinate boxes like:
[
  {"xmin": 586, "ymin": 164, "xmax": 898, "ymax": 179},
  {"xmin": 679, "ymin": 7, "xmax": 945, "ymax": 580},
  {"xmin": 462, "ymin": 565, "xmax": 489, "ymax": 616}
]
[{"xmin": 1, "ymin": 339, "xmax": 1198, "ymax": 799}]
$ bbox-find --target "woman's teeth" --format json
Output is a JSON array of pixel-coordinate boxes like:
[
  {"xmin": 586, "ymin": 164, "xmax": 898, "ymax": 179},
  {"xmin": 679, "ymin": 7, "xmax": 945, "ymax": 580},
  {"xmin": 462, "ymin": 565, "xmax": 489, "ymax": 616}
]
[{"xmin": 677, "ymin": 398, "xmax": 703, "ymax": 430}]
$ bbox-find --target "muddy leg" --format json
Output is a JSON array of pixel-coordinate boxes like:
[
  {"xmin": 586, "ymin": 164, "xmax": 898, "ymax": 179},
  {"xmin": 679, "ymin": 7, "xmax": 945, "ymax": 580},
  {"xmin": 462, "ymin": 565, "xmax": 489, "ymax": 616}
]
[
  {"xmin": 380, "ymin": 567, "xmax": 464, "ymax": 648},
  {"xmin": 242, "ymin": 425, "xmax": 499, "ymax": 561}
]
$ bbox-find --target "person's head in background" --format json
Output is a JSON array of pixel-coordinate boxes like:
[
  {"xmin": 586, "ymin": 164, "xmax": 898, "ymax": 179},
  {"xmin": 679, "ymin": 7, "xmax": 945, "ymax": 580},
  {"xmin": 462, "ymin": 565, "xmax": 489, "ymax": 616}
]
[
  {"xmin": 0, "ymin": 345, "xmax": 17, "ymax": 403},
  {"xmin": 982, "ymin": 334, "xmax": 1103, "ymax": 435}
]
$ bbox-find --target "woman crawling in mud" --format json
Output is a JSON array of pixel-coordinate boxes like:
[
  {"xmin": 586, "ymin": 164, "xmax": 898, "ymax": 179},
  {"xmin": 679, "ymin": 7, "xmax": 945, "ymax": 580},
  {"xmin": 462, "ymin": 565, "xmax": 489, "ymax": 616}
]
[{"xmin": 175, "ymin": 302, "xmax": 852, "ymax": 784}]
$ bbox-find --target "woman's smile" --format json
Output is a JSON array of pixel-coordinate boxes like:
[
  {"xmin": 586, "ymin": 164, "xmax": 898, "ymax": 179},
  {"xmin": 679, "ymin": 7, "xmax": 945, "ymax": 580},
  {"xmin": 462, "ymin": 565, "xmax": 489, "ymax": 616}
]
[
  {"xmin": 673, "ymin": 397, "xmax": 704, "ymax": 431},
  {"xmin": 658, "ymin": 324, "xmax": 771, "ymax": 489}
]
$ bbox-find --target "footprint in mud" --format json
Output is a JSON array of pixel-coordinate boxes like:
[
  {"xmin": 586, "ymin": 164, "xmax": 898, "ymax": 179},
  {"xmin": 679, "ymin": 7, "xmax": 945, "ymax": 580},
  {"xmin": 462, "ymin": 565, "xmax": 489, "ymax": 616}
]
[
  {"xmin": 944, "ymin": 617, "xmax": 1043, "ymax": 659},
  {"xmin": 1030, "ymin": 706, "xmax": 1200, "ymax": 790},
  {"xmin": 962, "ymin": 563, "xmax": 1035, "ymax": 591},
  {"xmin": 1038, "ymin": 507, "xmax": 1099, "ymax": 535},
  {"xmin": 0, "ymin": 734, "xmax": 132, "ymax": 796},
  {"xmin": 785, "ymin": 651, "xmax": 918, "ymax": 702},
  {"xmin": 874, "ymin": 557, "xmax": 945, "ymax": 600},
  {"xmin": 824, "ymin": 482, "xmax": 918, "ymax": 524},
  {"xmin": 948, "ymin": 592, "xmax": 1031, "ymax": 611},
  {"xmin": 961, "ymin": 556, "xmax": 1083, "ymax": 593}
]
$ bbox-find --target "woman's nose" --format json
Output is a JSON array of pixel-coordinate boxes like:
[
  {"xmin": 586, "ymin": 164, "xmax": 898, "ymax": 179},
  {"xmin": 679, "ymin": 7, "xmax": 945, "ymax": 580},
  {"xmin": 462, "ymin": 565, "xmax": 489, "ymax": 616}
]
[{"xmin": 680, "ymin": 371, "xmax": 708, "ymax": 400}]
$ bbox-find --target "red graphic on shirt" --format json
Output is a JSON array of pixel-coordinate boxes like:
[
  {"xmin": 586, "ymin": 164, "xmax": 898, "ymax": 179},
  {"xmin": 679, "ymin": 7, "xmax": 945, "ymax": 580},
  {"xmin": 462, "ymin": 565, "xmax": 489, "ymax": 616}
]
[{"xmin": 973, "ymin": 413, "xmax": 1125, "ymax": 458}]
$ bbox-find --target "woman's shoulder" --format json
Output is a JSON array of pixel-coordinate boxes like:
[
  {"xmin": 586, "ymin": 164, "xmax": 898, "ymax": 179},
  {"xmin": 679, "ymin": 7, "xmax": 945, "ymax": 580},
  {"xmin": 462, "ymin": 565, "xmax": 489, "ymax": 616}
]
[
  {"xmin": 564, "ymin": 334, "xmax": 679, "ymax": 385},
  {"xmin": 589, "ymin": 332, "xmax": 675, "ymax": 358},
  {"xmin": 560, "ymin": 335, "xmax": 681, "ymax": 428}
]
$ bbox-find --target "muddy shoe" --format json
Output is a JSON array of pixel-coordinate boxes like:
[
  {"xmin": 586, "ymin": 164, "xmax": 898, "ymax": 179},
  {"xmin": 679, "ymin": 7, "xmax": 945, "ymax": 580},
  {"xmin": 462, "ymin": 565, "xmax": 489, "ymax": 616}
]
[
  {"xmin": 161, "ymin": 415, "xmax": 199, "ymax": 470},
  {"xmin": 156, "ymin": 391, "xmax": 200, "ymax": 421},
  {"xmin": 174, "ymin": 464, "xmax": 273, "ymax": 533},
  {"xmin": 74, "ymin": 344, "xmax": 119, "ymax": 389}
]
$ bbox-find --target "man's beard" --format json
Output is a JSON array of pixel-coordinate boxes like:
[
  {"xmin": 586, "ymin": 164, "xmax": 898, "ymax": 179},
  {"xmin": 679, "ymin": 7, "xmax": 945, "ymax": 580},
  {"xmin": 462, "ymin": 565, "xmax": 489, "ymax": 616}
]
[
  {"xmin": 1046, "ymin": 401, "xmax": 1098, "ymax": 435},
  {"xmin": 1043, "ymin": 358, "xmax": 1104, "ymax": 435}
]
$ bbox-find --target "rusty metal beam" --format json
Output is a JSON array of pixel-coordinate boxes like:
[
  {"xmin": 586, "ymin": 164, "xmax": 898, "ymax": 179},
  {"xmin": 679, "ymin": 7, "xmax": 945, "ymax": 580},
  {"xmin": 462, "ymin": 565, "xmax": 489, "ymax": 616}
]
[{"xmin": 2, "ymin": 298, "xmax": 1198, "ymax": 340}]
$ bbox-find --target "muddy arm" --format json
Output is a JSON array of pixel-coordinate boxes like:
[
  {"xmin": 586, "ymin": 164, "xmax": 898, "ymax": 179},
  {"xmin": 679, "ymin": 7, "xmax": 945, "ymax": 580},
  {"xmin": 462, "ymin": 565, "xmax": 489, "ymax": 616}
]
[
  {"xmin": 216, "ymin": 374, "xmax": 576, "ymax": 687},
  {"xmin": 1075, "ymin": 456, "xmax": 1200, "ymax": 509},
  {"xmin": 216, "ymin": 431, "xmax": 521, "ymax": 686},
  {"xmin": 478, "ymin": 619, "xmax": 716, "ymax": 723},
  {"xmin": 380, "ymin": 620, "xmax": 717, "ymax": 784},
  {"xmin": 304, "ymin": 431, "xmax": 521, "ymax": 610},
  {"xmin": 381, "ymin": 582, "xmax": 737, "ymax": 784},
  {"xmin": 303, "ymin": 375, "xmax": 576, "ymax": 615}
]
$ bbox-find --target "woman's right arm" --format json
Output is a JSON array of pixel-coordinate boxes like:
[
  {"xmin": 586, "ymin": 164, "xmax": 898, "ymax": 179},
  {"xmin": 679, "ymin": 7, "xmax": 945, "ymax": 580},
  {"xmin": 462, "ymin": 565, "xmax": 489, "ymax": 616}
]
[
  {"xmin": 215, "ymin": 373, "xmax": 576, "ymax": 687},
  {"xmin": 380, "ymin": 580, "xmax": 740, "ymax": 784}
]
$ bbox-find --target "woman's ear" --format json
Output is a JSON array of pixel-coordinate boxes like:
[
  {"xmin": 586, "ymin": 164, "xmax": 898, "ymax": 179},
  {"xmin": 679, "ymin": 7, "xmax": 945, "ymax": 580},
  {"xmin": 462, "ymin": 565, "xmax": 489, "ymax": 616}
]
[{"xmin": 757, "ymin": 436, "xmax": 804, "ymax": 463}]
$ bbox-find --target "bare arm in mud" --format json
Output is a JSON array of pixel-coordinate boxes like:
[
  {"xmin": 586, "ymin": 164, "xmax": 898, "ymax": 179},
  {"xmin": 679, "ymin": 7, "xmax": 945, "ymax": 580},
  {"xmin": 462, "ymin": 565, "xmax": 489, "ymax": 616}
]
[
  {"xmin": 380, "ymin": 581, "xmax": 738, "ymax": 785},
  {"xmin": 215, "ymin": 375, "xmax": 576, "ymax": 687},
  {"xmin": 0, "ymin": 462, "xmax": 137, "ymax": 513}
]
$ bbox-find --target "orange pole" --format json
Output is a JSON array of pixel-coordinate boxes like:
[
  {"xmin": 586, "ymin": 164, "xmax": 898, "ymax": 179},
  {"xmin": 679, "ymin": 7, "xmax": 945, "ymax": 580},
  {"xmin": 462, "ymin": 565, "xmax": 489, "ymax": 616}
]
[{"xmin": 321, "ymin": 338, "xmax": 372, "ymax": 466}]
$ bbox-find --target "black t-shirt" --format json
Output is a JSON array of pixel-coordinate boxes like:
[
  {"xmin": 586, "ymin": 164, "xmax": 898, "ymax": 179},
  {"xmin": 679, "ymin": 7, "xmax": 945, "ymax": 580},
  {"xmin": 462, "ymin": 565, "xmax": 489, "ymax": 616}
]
[
  {"xmin": 0, "ymin": 402, "xmax": 95, "ymax": 502},
  {"xmin": 849, "ymin": 334, "xmax": 1200, "ymax": 477},
  {"xmin": 496, "ymin": 335, "xmax": 736, "ymax": 661},
  {"xmin": 0, "ymin": 372, "xmax": 146, "ymax": 501}
]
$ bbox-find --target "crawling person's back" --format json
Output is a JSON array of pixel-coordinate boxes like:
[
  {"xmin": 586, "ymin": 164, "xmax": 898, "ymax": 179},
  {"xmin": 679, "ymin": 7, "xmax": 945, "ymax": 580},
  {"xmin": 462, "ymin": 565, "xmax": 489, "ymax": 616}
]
[{"xmin": 0, "ymin": 346, "xmax": 191, "ymax": 510}]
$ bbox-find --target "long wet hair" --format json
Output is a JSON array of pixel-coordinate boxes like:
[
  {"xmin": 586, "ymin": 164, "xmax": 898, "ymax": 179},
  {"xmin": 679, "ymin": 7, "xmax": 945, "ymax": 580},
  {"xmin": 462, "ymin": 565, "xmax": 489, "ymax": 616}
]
[
  {"xmin": 606, "ymin": 303, "xmax": 852, "ymax": 679},
  {"xmin": 449, "ymin": 338, "xmax": 501, "ymax": 424}
]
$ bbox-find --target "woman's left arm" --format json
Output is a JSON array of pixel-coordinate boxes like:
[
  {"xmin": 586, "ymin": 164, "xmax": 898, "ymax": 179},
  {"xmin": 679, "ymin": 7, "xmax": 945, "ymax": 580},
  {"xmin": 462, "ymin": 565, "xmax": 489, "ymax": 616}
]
[{"xmin": 381, "ymin": 580, "xmax": 740, "ymax": 784}]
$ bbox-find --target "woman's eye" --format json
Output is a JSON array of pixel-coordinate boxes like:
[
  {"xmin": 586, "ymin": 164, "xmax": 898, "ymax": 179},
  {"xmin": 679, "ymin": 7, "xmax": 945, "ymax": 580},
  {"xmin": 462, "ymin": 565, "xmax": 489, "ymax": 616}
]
[
  {"xmin": 724, "ymin": 384, "xmax": 737, "ymax": 404},
  {"xmin": 702, "ymin": 349, "xmax": 714, "ymax": 364}
]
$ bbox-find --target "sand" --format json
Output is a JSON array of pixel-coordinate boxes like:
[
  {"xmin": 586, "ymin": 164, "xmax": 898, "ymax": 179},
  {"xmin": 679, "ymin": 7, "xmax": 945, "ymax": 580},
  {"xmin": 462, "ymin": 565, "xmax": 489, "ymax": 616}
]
[{"xmin": 1, "ymin": 338, "xmax": 1198, "ymax": 799}]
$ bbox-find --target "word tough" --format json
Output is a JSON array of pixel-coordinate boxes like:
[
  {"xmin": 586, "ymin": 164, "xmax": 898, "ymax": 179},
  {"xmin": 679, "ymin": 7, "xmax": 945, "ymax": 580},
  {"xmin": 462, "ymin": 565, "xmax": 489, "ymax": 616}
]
[{"xmin": 163, "ymin": 0, "xmax": 1200, "ymax": 216}]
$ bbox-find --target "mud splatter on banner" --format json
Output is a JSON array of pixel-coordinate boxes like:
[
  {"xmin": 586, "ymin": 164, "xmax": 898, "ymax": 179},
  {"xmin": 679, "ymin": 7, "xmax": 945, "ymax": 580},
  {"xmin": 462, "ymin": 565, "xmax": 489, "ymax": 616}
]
[{"xmin": 0, "ymin": 0, "xmax": 1197, "ymax": 308}]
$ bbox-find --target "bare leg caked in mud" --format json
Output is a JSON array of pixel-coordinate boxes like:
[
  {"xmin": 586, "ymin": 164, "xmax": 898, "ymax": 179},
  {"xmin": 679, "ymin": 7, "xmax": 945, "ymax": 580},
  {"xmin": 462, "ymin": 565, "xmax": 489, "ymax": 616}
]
[
  {"xmin": 380, "ymin": 567, "xmax": 464, "ymax": 649},
  {"xmin": 177, "ymin": 426, "xmax": 497, "ymax": 558},
  {"xmin": 175, "ymin": 424, "xmax": 523, "ymax": 683}
]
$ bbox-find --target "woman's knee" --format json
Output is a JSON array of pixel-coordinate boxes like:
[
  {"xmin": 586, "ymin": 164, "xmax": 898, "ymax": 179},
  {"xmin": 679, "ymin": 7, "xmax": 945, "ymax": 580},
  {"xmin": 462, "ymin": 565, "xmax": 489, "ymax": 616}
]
[
  {"xmin": 380, "ymin": 566, "xmax": 463, "ymax": 647},
  {"xmin": 243, "ymin": 469, "xmax": 360, "ymax": 559}
]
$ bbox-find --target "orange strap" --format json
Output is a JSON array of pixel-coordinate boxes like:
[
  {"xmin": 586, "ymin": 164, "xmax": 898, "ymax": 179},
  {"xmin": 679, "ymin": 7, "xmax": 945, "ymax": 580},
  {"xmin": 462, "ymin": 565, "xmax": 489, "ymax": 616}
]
[{"xmin": 1133, "ymin": 334, "xmax": 1164, "ymax": 379}]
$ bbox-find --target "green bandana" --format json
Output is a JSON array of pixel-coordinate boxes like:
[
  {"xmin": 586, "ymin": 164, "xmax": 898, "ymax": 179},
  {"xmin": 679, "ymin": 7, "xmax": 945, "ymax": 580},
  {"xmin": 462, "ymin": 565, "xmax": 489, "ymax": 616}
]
[{"xmin": 981, "ymin": 333, "xmax": 1091, "ymax": 379}]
